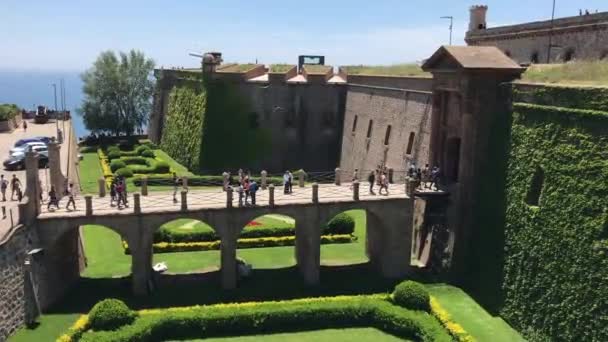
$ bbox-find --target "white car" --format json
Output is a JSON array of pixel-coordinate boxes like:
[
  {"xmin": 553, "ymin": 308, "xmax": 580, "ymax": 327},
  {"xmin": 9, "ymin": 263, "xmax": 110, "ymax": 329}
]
[
  {"xmin": 9, "ymin": 142, "xmax": 47, "ymax": 155},
  {"xmin": 11, "ymin": 146, "xmax": 48, "ymax": 158}
]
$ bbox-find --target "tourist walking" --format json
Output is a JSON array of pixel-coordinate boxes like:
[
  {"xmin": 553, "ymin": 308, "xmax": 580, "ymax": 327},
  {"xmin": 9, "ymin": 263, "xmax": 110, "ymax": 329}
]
[
  {"xmin": 368, "ymin": 170, "xmax": 376, "ymax": 195},
  {"xmin": 172, "ymin": 173, "xmax": 179, "ymax": 203},
  {"xmin": 47, "ymin": 186, "xmax": 59, "ymax": 210},
  {"xmin": 237, "ymin": 183, "xmax": 244, "ymax": 207},
  {"xmin": 23, "ymin": 120, "xmax": 27, "ymax": 132},
  {"xmin": 110, "ymin": 181, "xmax": 117, "ymax": 206},
  {"xmin": 378, "ymin": 172, "xmax": 389, "ymax": 195},
  {"xmin": 422, "ymin": 164, "xmax": 430, "ymax": 189},
  {"xmin": 350, "ymin": 168, "xmax": 359, "ymax": 189},
  {"xmin": 430, "ymin": 166, "xmax": 441, "ymax": 190},
  {"xmin": 10, "ymin": 175, "xmax": 22, "ymax": 201},
  {"xmin": 249, "ymin": 180, "xmax": 258, "ymax": 206},
  {"xmin": 65, "ymin": 183, "xmax": 76, "ymax": 211},
  {"xmin": 287, "ymin": 171, "xmax": 293, "ymax": 193},
  {"xmin": 283, "ymin": 171, "xmax": 290, "ymax": 194},
  {"xmin": 244, "ymin": 179, "xmax": 250, "ymax": 205},
  {"xmin": 0, "ymin": 175, "xmax": 7, "ymax": 201},
  {"xmin": 116, "ymin": 181, "xmax": 125, "ymax": 209}
]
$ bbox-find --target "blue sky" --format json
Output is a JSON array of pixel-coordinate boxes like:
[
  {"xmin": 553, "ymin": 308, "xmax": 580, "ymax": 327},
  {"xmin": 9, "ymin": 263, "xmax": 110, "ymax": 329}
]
[{"xmin": 1, "ymin": 0, "xmax": 606, "ymax": 71}]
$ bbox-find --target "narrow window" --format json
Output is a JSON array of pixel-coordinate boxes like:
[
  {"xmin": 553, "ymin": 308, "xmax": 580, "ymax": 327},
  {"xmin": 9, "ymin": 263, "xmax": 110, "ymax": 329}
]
[
  {"xmin": 406, "ymin": 132, "xmax": 415, "ymax": 154},
  {"xmin": 384, "ymin": 125, "xmax": 392, "ymax": 145},
  {"xmin": 352, "ymin": 115, "xmax": 358, "ymax": 132},
  {"xmin": 525, "ymin": 166, "xmax": 545, "ymax": 206},
  {"xmin": 366, "ymin": 120, "xmax": 373, "ymax": 138},
  {"xmin": 446, "ymin": 137, "xmax": 461, "ymax": 182},
  {"xmin": 563, "ymin": 48, "xmax": 575, "ymax": 62}
]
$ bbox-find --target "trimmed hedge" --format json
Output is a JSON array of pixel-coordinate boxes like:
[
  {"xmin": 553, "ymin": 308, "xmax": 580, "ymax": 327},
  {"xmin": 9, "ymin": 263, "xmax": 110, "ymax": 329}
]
[
  {"xmin": 121, "ymin": 156, "xmax": 147, "ymax": 165},
  {"xmin": 128, "ymin": 234, "xmax": 356, "ymax": 254},
  {"xmin": 392, "ymin": 281, "xmax": 430, "ymax": 312},
  {"xmin": 76, "ymin": 295, "xmax": 451, "ymax": 342},
  {"xmin": 115, "ymin": 167, "xmax": 133, "ymax": 178},
  {"xmin": 107, "ymin": 150, "xmax": 121, "ymax": 160},
  {"xmin": 141, "ymin": 149, "xmax": 155, "ymax": 158},
  {"xmin": 110, "ymin": 159, "xmax": 127, "ymax": 172},
  {"xmin": 88, "ymin": 299, "xmax": 137, "ymax": 331},
  {"xmin": 324, "ymin": 212, "xmax": 355, "ymax": 235}
]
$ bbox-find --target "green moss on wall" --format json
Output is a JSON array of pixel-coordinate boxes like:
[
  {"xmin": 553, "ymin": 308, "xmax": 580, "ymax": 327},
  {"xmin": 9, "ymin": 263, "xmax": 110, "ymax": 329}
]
[
  {"xmin": 160, "ymin": 79, "xmax": 206, "ymax": 171},
  {"xmin": 500, "ymin": 102, "xmax": 608, "ymax": 341}
]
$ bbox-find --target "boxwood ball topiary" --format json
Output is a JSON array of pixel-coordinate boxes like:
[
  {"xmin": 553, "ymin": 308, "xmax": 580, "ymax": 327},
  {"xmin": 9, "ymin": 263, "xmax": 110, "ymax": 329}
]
[
  {"xmin": 107, "ymin": 150, "xmax": 122, "ymax": 160},
  {"xmin": 392, "ymin": 280, "xmax": 430, "ymax": 312},
  {"xmin": 325, "ymin": 213, "xmax": 355, "ymax": 235},
  {"xmin": 88, "ymin": 298, "xmax": 137, "ymax": 331},
  {"xmin": 116, "ymin": 167, "xmax": 134, "ymax": 178}
]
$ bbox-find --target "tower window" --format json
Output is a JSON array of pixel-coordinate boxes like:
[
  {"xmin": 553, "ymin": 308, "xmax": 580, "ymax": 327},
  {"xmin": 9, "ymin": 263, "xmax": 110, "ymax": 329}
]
[
  {"xmin": 352, "ymin": 115, "xmax": 358, "ymax": 132},
  {"xmin": 366, "ymin": 120, "xmax": 373, "ymax": 138},
  {"xmin": 530, "ymin": 51, "xmax": 539, "ymax": 64},
  {"xmin": 406, "ymin": 132, "xmax": 415, "ymax": 154},
  {"xmin": 384, "ymin": 125, "xmax": 392, "ymax": 145},
  {"xmin": 563, "ymin": 48, "xmax": 575, "ymax": 62}
]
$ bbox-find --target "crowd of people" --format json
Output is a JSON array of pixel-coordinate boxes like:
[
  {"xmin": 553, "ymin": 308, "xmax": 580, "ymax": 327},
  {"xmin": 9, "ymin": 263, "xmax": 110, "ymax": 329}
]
[
  {"xmin": 407, "ymin": 163, "xmax": 441, "ymax": 191},
  {"xmin": 360, "ymin": 167, "xmax": 391, "ymax": 196},
  {"xmin": 234, "ymin": 169, "xmax": 258, "ymax": 207}
]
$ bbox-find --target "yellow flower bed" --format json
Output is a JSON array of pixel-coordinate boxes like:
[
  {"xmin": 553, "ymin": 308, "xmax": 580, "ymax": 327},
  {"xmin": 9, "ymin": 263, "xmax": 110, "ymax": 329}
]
[
  {"xmin": 97, "ymin": 148, "xmax": 113, "ymax": 187},
  {"xmin": 123, "ymin": 234, "xmax": 355, "ymax": 254},
  {"xmin": 56, "ymin": 314, "xmax": 89, "ymax": 342},
  {"xmin": 430, "ymin": 296, "xmax": 476, "ymax": 342}
]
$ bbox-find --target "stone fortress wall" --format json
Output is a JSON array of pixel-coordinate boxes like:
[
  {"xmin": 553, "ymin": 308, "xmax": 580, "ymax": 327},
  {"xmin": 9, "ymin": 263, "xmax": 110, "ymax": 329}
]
[{"xmin": 465, "ymin": 5, "xmax": 608, "ymax": 64}]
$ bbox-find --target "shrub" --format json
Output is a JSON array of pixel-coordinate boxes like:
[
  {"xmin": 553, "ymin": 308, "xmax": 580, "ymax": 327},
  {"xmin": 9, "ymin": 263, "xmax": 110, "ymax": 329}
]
[
  {"xmin": 77, "ymin": 296, "xmax": 450, "ymax": 342},
  {"xmin": 79, "ymin": 146, "xmax": 97, "ymax": 153},
  {"xmin": 138, "ymin": 139, "xmax": 158, "ymax": 149},
  {"xmin": 153, "ymin": 160, "xmax": 169, "ymax": 173},
  {"xmin": 110, "ymin": 160, "xmax": 127, "ymax": 172},
  {"xmin": 107, "ymin": 150, "xmax": 122, "ymax": 160},
  {"xmin": 141, "ymin": 149, "xmax": 155, "ymax": 158},
  {"xmin": 115, "ymin": 167, "xmax": 134, "ymax": 178},
  {"xmin": 121, "ymin": 156, "xmax": 147, "ymax": 165},
  {"xmin": 135, "ymin": 145, "xmax": 148, "ymax": 155},
  {"xmin": 106, "ymin": 145, "xmax": 120, "ymax": 153},
  {"xmin": 392, "ymin": 281, "xmax": 430, "ymax": 312},
  {"xmin": 324, "ymin": 213, "xmax": 355, "ymax": 235},
  {"xmin": 88, "ymin": 299, "xmax": 137, "ymax": 331}
]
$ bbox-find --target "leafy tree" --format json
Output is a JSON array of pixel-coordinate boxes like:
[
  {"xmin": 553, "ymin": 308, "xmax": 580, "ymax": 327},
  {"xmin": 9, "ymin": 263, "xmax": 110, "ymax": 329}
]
[{"xmin": 79, "ymin": 50, "xmax": 155, "ymax": 135}]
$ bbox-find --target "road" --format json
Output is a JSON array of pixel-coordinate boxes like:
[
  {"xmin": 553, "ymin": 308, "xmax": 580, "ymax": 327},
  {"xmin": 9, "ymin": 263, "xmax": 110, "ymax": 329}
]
[{"xmin": 0, "ymin": 118, "xmax": 75, "ymax": 239}]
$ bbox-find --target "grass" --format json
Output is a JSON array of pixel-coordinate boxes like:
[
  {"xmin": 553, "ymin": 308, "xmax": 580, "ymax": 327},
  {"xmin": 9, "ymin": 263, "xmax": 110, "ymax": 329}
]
[
  {"xmin": 343, "ymin": 64, "xmax": 429, "ymax": 77},
  {"xmin": 269, "ymin": 64, "xmax": 295, "ymax": 73},
  {"xmin": 78, "ymin": 153, "xmax": 103, "ymax": 194},
  {"xmin": 303, "ymin": 64, "xmax": 332, "ymax": 74},
  {"xmin": 217, "ymin": 63, "xmax": 259, "ymax": 73},
  {"xmin": 153, "ymin": 149, "xmax": 194, "ymax": 177},
  {"xmin": 163, "ymin": 328, "xmax": 407, "ymax": 342},
  {"xmin": 427, "ymin": 284, "xmax": 524, "ymax": 342},
  {"xmin": 521, "ymin": 61, "xmax": 608, "ymax": 86}
]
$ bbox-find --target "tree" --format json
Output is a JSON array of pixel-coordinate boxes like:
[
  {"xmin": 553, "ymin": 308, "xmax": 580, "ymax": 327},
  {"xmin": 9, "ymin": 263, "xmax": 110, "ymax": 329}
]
[{"xmin": 79, "ymin": 50, "xmax": 155, "ymax": 135}]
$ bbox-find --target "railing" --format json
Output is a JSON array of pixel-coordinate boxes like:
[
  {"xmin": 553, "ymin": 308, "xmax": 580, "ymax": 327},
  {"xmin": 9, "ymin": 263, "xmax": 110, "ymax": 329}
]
[{"xmin": 39, "ymin": 169, "xmax": 424, "ymax": 217}]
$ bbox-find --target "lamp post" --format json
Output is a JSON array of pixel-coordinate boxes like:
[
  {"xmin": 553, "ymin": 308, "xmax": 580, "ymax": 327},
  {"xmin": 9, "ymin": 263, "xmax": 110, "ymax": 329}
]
[
  {"xmin": 440, "ymin": 16, "xmax": 453, "ymax": 45},
  {"xmin": 52, "ymin": 83, "xmax": 59, "ymax": 137}
]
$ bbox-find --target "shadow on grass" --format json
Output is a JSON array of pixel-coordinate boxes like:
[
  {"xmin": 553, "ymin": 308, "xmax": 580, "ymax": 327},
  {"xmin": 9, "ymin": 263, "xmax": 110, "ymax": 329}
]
[{"xmin": 47, "ymin": 263, "xmax": 410, "ymax": 315}]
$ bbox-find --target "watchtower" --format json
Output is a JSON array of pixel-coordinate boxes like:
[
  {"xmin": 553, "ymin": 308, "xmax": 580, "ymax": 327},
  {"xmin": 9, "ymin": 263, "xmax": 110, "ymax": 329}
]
[{"xmin": 468, "ymin": 5, "xmax": 488, "ymax": 31}]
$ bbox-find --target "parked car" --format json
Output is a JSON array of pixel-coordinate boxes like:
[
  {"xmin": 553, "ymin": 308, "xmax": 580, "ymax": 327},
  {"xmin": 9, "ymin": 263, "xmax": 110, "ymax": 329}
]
[
  {"xmin": 10, "ymin": 145, "xmax": 48, "ymax": 157},
  {"xmin": 10, "ymin": 142, "xmax": 46, "ymax": 155},
  {"xmin": 14, "ymin": 136, "xmax": 51, "ymax": 147},
  {"xmin": 3, "ymin": 151, "xmax": 48, "ymax": 170}
]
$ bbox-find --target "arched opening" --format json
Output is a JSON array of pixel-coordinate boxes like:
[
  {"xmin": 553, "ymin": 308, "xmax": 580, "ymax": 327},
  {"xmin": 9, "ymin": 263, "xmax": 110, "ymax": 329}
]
[
  {"xmin": 445, "ymin": 137, "xmax": 461, "ymax": 182},
  {"xmin": 81, "ymin": 224, "xmax": 131, "ymax": 278},
  {"xmin": 320, "ymin": 210, "xmax": 367, "ymax": 267},
  {"xmin": 525, "ymin": 166, "xmax": 545, "ymax": 206},
  {"xmin": 152, "ymin": 218, "xmax": 221, "ymax": 275},
  {"xmin": 563, "ymin": 48, "xmax": 575, "ymax": 62},
  {"xmin": 530, "ymin": 51, "xmax": 539, "ymax": 64}
]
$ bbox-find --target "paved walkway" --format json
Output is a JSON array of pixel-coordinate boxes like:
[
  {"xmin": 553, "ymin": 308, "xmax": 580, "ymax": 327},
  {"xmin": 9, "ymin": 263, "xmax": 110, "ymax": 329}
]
[
  {"xmin": 0, "ymin": 119, "xmax": 74, "ymax": 239},
  {"xmin": 38, "ymin": 183, "xmax": 410, "ymax": 218}
]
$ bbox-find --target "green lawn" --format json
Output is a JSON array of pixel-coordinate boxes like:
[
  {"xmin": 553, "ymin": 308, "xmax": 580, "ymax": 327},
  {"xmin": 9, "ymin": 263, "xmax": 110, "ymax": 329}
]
[
  {"xmin": 427, "ymin": 284, "xmax": 524, "ymax": 342},
  {"xmin": 78, "ymin": 152, "xmax": 103, "ymax": 194},
  {"xmin": 174, "ymin": 328, "xmax": 407, "ymax": 342}
]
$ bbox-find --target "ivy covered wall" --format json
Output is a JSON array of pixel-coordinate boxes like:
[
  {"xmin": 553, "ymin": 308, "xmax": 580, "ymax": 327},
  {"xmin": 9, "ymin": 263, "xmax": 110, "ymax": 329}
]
[
  {"xmin": 158, "ymin": 75, "xmax": 271, "ymax": 174},
  {"xmin": 160, "ymin": 79, "xmax": 206, "ymax": 171},
  {"xmin": 500, "ymin": 102, "xmax": 608, "ymax": 341}
]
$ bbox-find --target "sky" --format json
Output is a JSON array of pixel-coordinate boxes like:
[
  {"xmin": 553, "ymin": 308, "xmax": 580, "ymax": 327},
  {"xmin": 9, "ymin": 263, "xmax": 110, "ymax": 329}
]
[{"xmin": 1, "ymin": 0, "xmax": 606, "ymax": 71}]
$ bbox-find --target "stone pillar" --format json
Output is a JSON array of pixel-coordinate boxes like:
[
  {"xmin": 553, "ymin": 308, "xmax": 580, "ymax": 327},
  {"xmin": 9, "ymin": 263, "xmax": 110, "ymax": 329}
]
[
  {"xmin": 335, "ymin": 167, "xmax": 341, "ymax": 185},
  {"xmin": 85, "ymin": 195, "xmax": 92, "ymax": 216},
  {"xmin": 388, "ymin": 168, "xmax": 394, "ymax": 183},
  {"xmin": 367, "ymin": 208, "xmax": 411, "ymax": 278},
  {"xmin": 133, "ymin": 193, "xmax": 141, "ymax": 214},
  {"xmin": 261, "ymin": 170, "xmax": 267, "ymax": 190},
  {"xmin": 268, "ymin": 184, "xmax": 275, "ymax": 207},
  {"xmin": 24, "ymin": 151, "xmax": 40, "ymax": 202},
  {"xmin": 295, "ymin": 219, "xmax": 320, "ymax": 285},
  {"xmin": 130, "ymin": 226, "xmax": 153, "ymax": 296},
  {"xmin": 298, "ymin": 171, "xmax": 306, "ymax": 188},
  {"xmin": 353, "ymin": 181, "xmax": 359, "ymax": 201},
  {"xmin": 220, "ymin": 235, "xmax": 237, "ymax": 289},
  {"xmin": 98, "ymin": 178, "xmax": 106, "ymax": 197},
  {"xmin": 312, "ymin": 183, "xmax": 319, "ymax": 203},
  {"xmin": 141, "ymin": 177, "xmax": 148, "ymax": 196},
  {"xmin": 48, "ymin": 142, "xmax": 64, "ymax": 195},
  {"xmin": 182, "ymin": 176, "xmax": 188, "ymax": 190},
  {"xmin": 226, "ymin": 187, "xmax": 233, "ymax": 208},
  {"xmin": 222, "ymin": 172, "xmax": 229, "ymax": 191},
  {"xmin": 180, "ymin": 190, "xmax": 187, "ymax": 211}
]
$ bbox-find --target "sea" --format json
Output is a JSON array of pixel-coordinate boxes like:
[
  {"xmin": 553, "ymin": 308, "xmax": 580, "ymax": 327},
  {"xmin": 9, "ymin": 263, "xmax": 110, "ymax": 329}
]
[{"xmin": 1, "ymin": 69, "xmax": 88, "ymax": 139}]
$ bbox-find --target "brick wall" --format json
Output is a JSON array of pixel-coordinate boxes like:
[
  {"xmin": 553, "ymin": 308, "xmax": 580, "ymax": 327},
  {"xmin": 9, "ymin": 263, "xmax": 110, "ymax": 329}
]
[{"xmin": 339, "ymin": 80, "xmax": 432, "ymax": 180}]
